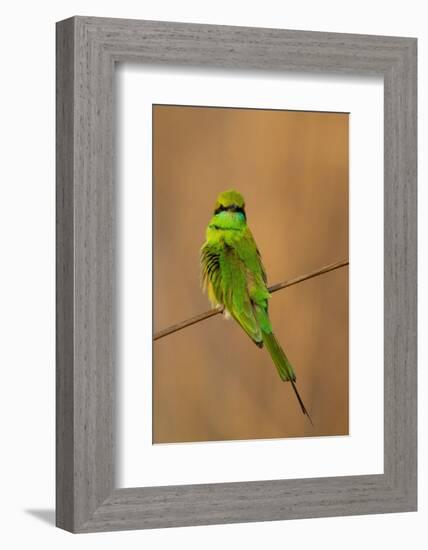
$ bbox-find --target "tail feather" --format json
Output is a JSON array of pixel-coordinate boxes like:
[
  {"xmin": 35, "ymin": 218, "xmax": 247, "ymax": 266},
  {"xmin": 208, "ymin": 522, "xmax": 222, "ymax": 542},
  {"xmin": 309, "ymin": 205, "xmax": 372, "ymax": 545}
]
[
  {"xmin": 290, "ymin": 379, "xmax": 314, "ymax": 426},
  {"xmin": 262, "ymin": 331, "xmax": 295, "ymax": 382},
  {"xmin": 262, "ymin": 331, "xmax": 313, "ymax": 425}
]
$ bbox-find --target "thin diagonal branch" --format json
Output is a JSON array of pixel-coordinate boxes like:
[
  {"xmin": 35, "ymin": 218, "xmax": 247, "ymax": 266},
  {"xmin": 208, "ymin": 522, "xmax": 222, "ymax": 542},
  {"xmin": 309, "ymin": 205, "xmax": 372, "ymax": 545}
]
[{"xmin": 153, "ymin": 258, "xmax": 349, "ymax": 341}]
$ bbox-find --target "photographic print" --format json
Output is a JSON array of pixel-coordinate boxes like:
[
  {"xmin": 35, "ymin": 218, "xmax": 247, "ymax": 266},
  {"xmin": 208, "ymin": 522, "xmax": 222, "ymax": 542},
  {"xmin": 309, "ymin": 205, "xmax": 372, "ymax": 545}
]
[
  {"xmin": 153, "ymin": 105, "xmax": 349, "ymax": 444},
  {"xmin": 55, "ymin": 19, "xmax": 417, "ymax": 531}
]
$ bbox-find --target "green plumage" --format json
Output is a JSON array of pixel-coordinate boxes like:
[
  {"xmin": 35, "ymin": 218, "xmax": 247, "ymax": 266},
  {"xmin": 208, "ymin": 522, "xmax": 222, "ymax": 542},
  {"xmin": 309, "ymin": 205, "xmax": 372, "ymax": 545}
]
[{"xmin": 201, "ymin": 189, "xmax": 312, "ymax": 423}]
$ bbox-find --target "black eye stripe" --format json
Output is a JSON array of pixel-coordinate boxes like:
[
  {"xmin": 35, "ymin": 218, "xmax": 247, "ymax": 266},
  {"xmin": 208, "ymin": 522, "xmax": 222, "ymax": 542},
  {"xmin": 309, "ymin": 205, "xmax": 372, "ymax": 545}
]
[{"xmin": 214, "ymin": 204, "xmax": 246, "ymax": 217}]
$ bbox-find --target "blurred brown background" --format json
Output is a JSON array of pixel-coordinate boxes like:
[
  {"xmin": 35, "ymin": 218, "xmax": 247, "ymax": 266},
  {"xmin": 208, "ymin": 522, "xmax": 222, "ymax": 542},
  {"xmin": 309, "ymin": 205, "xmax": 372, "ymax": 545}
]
[{"xmin": 152, "ymin": 105, "xmax": 348, "ymax": 443}]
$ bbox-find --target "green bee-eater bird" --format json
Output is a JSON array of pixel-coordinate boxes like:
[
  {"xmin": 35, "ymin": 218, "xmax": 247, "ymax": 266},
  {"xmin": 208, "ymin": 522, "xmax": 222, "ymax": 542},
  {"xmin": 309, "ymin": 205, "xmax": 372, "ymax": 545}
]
[{"xmin": 201, "ymin": 189, "xmax": 312, "ymax": 423}]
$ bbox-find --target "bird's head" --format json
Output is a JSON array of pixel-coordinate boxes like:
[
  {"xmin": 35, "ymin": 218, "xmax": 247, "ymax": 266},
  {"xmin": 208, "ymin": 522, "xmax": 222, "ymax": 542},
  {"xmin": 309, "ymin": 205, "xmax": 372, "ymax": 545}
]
[{"xmin": 213, "ymin": 190, "xmax": 246, "ymax": 220}]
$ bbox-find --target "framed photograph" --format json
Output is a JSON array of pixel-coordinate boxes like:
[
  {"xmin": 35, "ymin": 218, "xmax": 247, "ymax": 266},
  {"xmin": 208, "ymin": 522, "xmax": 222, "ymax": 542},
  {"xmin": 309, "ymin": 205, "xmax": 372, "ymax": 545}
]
[{"xmin": 56, "ymin": 16, "xmax": 417, "ymax": 532}]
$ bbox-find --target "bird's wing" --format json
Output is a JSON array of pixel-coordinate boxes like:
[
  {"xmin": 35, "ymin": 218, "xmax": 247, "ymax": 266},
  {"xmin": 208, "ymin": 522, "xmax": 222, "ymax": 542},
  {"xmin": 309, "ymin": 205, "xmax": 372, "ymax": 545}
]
[
  {"xmin": 201, "ymin": 243, "xmax": 223, "ymax": 307},
  {"xmin": 256, "ymin": 246, "xmax": 268, "ymax": 285},
  {"xmin": 201, "ymin": 231, "xmax": 270, "ymax": 345},
  {"xmin": 233, "ymin": 229, "xmax": 272, "ymax": 333},
  {"xmin": 235, "ymin": 229, "xmax": 270, "ymax": 305},
  {"xmin": 220, "ymin": 243, "xmax": 263, "ymax": 345}
]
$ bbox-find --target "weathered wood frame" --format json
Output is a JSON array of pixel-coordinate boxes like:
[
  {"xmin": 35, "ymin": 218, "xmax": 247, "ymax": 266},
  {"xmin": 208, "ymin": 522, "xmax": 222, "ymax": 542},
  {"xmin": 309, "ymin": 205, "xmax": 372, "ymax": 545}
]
[{"xmin": 56, "ymin": 16, "xmax": 417, "ymax": 533}]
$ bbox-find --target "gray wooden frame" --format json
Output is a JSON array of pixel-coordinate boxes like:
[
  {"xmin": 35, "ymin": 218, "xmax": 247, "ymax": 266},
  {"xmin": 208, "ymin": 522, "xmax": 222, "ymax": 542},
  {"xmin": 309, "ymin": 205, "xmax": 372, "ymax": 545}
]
[{"xmin": 56, "ymin": 16, "xmax": 417, "ymax": 533}]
